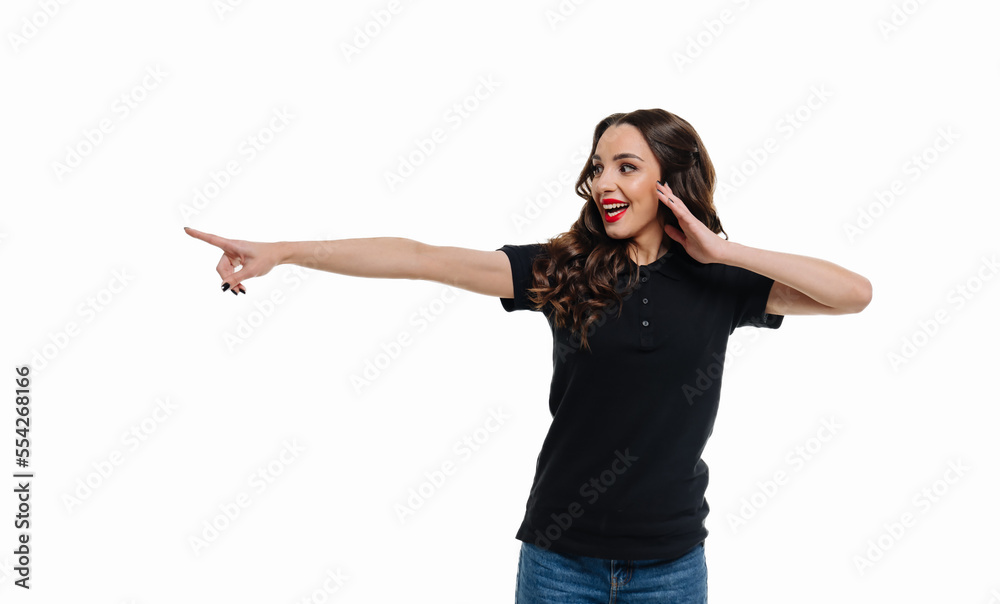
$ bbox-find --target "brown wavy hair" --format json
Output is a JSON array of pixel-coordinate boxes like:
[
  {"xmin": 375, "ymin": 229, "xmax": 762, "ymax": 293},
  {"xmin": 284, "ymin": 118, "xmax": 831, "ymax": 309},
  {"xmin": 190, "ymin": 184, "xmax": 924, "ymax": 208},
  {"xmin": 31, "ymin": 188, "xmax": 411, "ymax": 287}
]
[{"xmin": 525, "ymin": 108, "xmax": 727, "ymax": 352}]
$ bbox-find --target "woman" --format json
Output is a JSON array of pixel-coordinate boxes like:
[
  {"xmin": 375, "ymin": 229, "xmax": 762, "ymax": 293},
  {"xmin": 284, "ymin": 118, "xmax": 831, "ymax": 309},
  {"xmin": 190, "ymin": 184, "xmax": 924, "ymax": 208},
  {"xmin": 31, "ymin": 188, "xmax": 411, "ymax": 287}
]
[{"xmin": 185, "ymin": 108, "xmax": 871, "ymax": 603}]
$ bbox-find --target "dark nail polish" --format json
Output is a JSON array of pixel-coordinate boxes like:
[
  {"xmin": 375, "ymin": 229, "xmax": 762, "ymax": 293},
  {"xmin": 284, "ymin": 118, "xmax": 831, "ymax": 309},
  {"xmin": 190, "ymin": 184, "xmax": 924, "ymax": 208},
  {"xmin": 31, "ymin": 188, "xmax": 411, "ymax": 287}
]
[
  {"xmin": 657, "ymin": 180, "xmax": 663, "ymax": 186},
  {"xmin": 239, "ymin": 288, "xmax": 246, "ymax": 294},
  {"xmin": 222, "ymin": 283, "xmax": 230, "ymax": 292},
  {"xmin": 232, "ymin": 289, "xmax": 238, "ymax": 296}
]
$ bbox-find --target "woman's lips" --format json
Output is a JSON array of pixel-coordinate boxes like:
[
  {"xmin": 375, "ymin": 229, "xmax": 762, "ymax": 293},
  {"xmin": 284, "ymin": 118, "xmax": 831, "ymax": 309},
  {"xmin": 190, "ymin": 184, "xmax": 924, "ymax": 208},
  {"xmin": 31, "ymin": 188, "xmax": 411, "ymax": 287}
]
[{"xmin": 602, "ymin": 199, "xmax": 628, "ymax": 223}]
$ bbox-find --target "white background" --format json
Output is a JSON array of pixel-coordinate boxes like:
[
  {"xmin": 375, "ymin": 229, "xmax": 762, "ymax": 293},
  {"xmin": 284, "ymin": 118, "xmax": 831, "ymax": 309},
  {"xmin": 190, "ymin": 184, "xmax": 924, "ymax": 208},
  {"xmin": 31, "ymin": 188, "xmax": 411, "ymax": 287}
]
[{"xmin": 1, "ymin": 0, "xmax": 998, "ymax": 602}]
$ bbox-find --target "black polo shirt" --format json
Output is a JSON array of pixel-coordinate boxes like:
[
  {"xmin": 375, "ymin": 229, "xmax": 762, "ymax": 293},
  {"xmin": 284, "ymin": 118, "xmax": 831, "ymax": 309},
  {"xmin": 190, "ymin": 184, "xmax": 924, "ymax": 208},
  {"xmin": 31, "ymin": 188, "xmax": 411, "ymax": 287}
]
[{"xmin": 497, "ymin": 241, "xmax": 783, "ymax": 561}]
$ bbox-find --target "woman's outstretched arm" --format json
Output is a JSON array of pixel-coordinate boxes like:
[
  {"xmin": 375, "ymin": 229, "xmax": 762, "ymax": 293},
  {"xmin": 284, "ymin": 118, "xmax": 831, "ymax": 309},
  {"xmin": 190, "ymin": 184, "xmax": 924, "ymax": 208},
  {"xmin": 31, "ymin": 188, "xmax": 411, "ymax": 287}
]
[{"xmin": 183, "ymin": 227, "xmax": 514, "ymax": 299}]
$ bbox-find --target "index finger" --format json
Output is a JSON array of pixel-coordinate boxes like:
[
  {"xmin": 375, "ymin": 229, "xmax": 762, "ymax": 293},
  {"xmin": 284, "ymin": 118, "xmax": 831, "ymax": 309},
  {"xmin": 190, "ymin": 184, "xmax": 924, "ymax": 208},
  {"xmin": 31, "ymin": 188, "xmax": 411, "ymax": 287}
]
[
  {"xmin": 184, "ymin": 227, "xmax": 233, "ymax": 252},
  {"xmin": 655, "ymin": 182, "xmax": 683, "ymax": 206}
]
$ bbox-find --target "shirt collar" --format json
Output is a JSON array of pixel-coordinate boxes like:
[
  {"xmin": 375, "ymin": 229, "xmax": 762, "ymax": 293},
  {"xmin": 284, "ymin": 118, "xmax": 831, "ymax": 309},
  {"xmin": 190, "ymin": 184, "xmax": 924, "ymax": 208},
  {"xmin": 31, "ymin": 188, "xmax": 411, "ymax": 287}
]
[{"xmin": 643, "ymin": 244, "xmax": 691, "ymax": 281}]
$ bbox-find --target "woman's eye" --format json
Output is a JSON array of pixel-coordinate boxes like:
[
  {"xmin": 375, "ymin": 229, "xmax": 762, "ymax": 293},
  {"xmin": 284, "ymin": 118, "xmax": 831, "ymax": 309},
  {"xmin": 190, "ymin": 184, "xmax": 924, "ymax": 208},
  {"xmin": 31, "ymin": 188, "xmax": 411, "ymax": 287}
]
[{"xmin": 591, "ymin": 163, "xmax": 636, "ymax": 174}]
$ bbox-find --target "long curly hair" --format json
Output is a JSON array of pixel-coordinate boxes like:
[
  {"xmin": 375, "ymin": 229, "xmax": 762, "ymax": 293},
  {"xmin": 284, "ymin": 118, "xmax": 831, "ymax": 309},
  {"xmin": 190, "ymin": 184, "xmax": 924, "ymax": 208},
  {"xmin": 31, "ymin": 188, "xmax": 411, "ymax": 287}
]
[{"xmin": 525, "ymin": 108, "xmax": 727, "ymax": 352}]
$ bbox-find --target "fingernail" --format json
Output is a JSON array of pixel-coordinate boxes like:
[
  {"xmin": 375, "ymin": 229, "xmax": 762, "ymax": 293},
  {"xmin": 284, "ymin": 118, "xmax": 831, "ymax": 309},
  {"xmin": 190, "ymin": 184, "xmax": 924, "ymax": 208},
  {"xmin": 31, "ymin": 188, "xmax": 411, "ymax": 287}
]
[
  {"xmin": 222, "ymin": 283, "xmax": 230, "ymax": 292},
  {"xmin": 232, "ymin": 289, "xmax": 238, "ymax": 296},
  {"xmin": 239, "ymin": 288, "xmax": 246, "ymax": 294},
  {"xmin": 657, "ymin": 180, "xmax": 663, "ymax": 186}
]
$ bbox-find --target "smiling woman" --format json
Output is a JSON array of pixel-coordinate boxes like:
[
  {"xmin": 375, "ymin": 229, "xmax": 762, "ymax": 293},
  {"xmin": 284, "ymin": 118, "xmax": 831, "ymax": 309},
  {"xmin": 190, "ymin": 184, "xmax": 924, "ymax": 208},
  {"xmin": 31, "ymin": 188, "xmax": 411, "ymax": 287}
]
[
  {"xmin": 499, "ymin": 109, "xmax": 869, "ymax": 603},
  {"xmin": 185, "ymin": 107, "xmax": 871, "ymax": 604},
  {"xmin": 525, "ymin": 109, "xmax": 726, "ymax": 352}
]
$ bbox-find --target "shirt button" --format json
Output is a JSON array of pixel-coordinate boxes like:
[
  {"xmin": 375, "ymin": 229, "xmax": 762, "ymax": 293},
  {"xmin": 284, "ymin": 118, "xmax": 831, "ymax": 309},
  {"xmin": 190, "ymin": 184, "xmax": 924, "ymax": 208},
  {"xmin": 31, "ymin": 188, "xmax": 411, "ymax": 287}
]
[
  {"xmin": 641, "ymin": 276, "xmax": 648, "ymax": 283},
  {"xmin": 642, "ymin": 320, "xmax": 649, "ymax": 327},
  {"xmin": 642, "ymin": 298, "xmax": 648, "ymax": 304}
]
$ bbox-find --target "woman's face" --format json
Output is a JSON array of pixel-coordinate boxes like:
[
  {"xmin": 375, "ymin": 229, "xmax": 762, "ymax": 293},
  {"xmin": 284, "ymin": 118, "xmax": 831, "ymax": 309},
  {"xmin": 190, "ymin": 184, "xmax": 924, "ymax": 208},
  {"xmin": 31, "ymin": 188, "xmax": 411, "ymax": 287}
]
[{"xmin": 590, "ymin": 124, "xmax": 664, "ymax": 244}]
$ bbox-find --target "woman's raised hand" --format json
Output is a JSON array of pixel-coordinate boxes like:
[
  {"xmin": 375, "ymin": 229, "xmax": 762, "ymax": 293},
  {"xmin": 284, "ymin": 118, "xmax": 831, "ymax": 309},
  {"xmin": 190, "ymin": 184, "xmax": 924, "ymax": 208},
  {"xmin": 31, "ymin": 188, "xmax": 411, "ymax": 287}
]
[
  {"xmin": 655, "ymin": 181, "xmax": 731, "ymax": 265},
  {"xmin": 184, "ymin": 227, "xmax": 283, "ymax": 295}
]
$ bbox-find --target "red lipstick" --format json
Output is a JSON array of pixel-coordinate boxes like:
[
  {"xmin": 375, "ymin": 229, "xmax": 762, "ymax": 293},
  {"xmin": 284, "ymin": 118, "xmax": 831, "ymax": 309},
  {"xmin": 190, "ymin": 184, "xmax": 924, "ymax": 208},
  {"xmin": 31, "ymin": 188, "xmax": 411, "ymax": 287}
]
[{"xmin": 601, "ymin": 198, "xmax": 628, "ymax": 223}]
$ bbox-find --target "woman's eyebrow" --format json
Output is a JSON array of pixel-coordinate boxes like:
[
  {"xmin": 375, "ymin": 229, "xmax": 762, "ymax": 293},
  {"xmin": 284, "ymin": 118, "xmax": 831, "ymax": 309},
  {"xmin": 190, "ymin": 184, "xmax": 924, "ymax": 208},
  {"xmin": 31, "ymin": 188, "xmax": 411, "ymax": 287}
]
[{"xmin": 592, "ymin": 153, "xmax": 645, "ymax": 162}]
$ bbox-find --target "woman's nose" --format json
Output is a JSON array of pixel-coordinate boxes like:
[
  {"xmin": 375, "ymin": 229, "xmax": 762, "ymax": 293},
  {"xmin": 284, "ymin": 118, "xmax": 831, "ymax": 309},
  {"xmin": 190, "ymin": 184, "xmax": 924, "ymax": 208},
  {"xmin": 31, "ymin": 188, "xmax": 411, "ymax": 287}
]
[{"xmin": 594, "ymin": 171, "xmax": 615, "ymax": 194}]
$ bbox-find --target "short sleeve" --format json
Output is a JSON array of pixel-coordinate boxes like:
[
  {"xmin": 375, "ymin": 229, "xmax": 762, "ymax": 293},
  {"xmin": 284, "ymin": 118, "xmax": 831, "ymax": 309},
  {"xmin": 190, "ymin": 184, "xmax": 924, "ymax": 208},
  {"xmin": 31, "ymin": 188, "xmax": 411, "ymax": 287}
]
[
  {"xmin": 726, "ymin": 265, "xmax": 784, "ymax": 331},
  {"xmin": 496, "ymin": 243, "xmax": 546, "ymax": 312}
]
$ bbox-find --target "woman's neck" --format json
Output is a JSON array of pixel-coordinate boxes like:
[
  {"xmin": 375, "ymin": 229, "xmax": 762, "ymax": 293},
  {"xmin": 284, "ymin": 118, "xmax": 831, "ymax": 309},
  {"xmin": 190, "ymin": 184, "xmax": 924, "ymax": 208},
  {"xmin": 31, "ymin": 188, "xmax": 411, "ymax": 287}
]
[{"xmin": 630, "ymin": 237, "xmax": 672, "ymax": 266}]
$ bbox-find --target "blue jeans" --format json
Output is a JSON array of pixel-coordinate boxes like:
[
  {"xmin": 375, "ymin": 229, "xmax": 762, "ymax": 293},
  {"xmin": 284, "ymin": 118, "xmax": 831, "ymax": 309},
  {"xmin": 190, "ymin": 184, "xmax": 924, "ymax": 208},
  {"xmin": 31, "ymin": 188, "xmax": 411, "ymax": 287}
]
[{"xmin": 515, "ymin": 541, "xmax": 708, "ymax": 603}]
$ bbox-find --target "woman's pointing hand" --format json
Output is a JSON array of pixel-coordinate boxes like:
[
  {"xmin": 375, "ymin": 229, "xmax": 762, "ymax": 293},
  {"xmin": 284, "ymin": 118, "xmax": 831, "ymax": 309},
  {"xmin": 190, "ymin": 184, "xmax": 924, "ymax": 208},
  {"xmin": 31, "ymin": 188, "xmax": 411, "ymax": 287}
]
[{"xmin": 184, "ymin": 227, "xmax": 282, "ymax": 295}]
